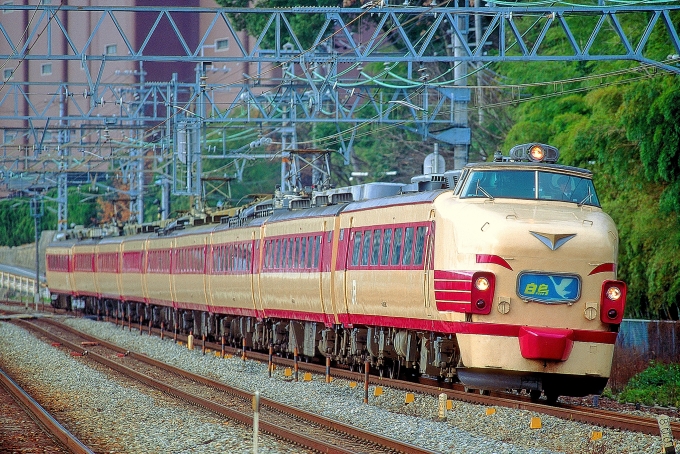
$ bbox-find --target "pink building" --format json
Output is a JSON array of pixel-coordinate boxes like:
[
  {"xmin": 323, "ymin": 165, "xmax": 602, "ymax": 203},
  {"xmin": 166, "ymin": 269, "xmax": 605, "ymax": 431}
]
[{"xmin": 0, "ymin": 1, "xmax": 262, "ymax": 196}]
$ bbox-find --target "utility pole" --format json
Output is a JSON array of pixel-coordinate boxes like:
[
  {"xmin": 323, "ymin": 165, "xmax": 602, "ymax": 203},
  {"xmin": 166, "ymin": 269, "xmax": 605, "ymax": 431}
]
[
  {"xmin": 453, "ymin": 0, "xmax": 469, "ymax": 169},
  {"xmin": 30, "ymin": 196, "xmax": 43, "ymax": 311}
]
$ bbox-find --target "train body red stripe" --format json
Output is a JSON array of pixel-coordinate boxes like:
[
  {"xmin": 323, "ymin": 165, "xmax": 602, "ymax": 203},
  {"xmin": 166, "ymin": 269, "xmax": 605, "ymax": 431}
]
[{"xmin": 589, "ymin": 262, "xmax": 616, "ymax": 275}]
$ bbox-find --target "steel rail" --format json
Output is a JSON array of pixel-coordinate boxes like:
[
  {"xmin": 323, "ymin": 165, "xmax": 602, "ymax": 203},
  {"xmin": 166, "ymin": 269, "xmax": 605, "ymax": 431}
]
[
  {"xmin": 24, "ymin": 318, "xmax": 438, "ymax": 454},
  {"xmin": 0, "ymin": 367, "xmax": 94, "ymax": 454},
  {"xmin": 197, "ymin": 332, "xmax": 680, "ymax": 440}
]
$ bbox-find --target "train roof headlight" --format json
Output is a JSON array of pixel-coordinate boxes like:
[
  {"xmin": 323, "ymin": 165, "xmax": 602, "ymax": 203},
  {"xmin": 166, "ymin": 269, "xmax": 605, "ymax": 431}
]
[
  {"xmin": 475, "ymin": 277, "xmax": 490, "ymax": 291},
  {"xmin": 529, "ymin": 145, "xmax": 545, "ymax": 161},
  {"xmin": 508, "ymin": 143, "xmax": 560, "ymax": 163},
  {"xmin": 606, "ymin": 286, "xmax": 622, "ymax": 301}
]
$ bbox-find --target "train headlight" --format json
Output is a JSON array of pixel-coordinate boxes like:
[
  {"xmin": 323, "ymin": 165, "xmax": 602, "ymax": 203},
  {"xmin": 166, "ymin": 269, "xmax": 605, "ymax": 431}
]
[
  {"xmin": 529, "ymin": 145, "xmax": 545, "ymax": 161},
  {"xmin": 508, "ymin": 143, "xmax": 559, "ymax": 163},
  {"xmin": 470, "ymin": 272, "xmax": 495, "ymax": 315},
  {"xmin": 600, "ymin": 280, "xmax": 627, "ymax": 325},
  {"xmin": 606, "ymin": 286, "xmax": 622, "ymax": 301},
  {"xmin": 475, "ymin": 277, "xmax": 490, "ymax": 291}
]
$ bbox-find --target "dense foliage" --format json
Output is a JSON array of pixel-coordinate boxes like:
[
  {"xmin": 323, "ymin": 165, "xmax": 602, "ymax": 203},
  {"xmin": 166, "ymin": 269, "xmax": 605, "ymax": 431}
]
[
  {"xmin": 0, "ymin": 187, "xmax": 100, "ymax": 241},
  {"xmin": 616, "ymin": 362, "xmax": 680, "ymax": 407},
  {"xmin": 495, "ymin": 9, "xmax": 680, "ymax": 319}
]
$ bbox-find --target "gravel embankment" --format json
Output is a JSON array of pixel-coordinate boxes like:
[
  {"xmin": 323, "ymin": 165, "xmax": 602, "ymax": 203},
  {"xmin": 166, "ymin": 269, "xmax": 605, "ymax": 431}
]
[{"xmin": 0, "ymin": 309, "xmax": 668, "ymax": 453}]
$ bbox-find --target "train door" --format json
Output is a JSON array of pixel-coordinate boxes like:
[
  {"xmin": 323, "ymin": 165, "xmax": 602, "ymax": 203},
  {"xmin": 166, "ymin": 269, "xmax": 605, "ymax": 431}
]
[
  {"xmin": 253, "ymin": 225, "xmax": 266, "ymax": 318},
  {"xmin": 332, "ymin": 219, "xmax": 353, "ymax": 326},
  {"xmin": 169, "ymin": 237, "xmax": 177, "ymax": 307},
  {"xmin": 251, "ymin": 231, "xmax": 262, "ymax": 318},
  {"xmin": 320, "ymin": 219, "xmax": 338, "ymax": 326},
  {"xmin": 423, "ymin": 217, "xmax": 436, "ymax": 320},
  {"xmin": 206, "ymin": 230, "xmax": 215, "ymax": 312},
  {"xmin": 141, "ymin": 238, "xmax": 149, "ymax": 304}
]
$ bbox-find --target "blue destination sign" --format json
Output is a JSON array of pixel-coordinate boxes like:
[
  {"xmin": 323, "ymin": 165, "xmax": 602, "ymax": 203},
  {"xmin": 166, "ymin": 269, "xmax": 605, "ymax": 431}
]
[{"xmin": 517, "ymin": 272, "xmax": 581, "ymax": 303}]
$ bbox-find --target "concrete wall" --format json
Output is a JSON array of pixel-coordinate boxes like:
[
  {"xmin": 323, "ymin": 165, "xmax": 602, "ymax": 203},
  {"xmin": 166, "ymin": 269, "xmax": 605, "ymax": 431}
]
[{"xmin": 0, "ymin": 231, "xmax": 55, "ymax": 275}]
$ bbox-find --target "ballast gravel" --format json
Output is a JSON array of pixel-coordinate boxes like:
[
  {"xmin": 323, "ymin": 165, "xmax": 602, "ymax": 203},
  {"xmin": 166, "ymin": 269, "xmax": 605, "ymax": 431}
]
[{"xmin": 0, "ymin": 310, "xmax": 667, "ymax": 453}]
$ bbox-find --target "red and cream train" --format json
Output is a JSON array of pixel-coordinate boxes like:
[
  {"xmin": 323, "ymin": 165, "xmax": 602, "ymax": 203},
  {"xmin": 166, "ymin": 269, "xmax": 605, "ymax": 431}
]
[{"xmin": 45, "ymin": 143, "xmax": 626, "ymax": 401}]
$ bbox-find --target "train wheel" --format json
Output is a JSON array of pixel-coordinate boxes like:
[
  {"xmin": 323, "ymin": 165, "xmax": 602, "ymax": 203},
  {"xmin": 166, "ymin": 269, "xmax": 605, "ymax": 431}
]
[
  {"xmin": 545, "ymin": 392, "xmax": 559, "ymax": 405},
  {"xmin": 529, "ymin": 390, "xmax": 541, "ymax": 402},
  {"xmin": 389, "ymin": 362, "xmax": 400, "ymax": 380}
]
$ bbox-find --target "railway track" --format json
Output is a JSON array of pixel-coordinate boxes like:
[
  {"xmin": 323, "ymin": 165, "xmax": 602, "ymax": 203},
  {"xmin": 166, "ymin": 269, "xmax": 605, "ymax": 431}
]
[
  {"xmin": 3, "ymin": 306, "xmax": 676, "ymax": 450},
  {"xmin": 18, "ymin": 317, "xmax": 437, "ymax": 454},
  {"xmin": 0, "ymin": 366, "xmax": 92, "ymax": 454},
  {"xmin": 136, "ymin": 321, "xmax": 679, "ymax": 440},
  {"xmin": 259, "ymin": 349, "xmax": 680, "ymax": 439}
]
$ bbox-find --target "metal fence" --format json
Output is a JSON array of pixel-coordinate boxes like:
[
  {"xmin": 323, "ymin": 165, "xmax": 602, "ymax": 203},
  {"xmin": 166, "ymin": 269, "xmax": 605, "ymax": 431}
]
[{"xmin": 609, "ymin": 319, "xmax": 680, "ymax": 390}]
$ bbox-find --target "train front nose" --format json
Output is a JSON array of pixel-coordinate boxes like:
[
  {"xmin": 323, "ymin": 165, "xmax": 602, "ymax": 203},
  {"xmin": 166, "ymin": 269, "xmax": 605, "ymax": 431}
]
[{"xmin": 447, "ymin": 203, "xmax": 624, "ymax": 397}]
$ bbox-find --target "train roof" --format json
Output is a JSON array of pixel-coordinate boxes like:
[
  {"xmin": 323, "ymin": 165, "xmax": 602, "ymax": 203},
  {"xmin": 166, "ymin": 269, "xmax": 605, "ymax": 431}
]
[
  {"xmin": 465, "ymin": 161, "xmax": 593, "ymax": 178},
  {"xmin": 265, "ymin": 203, "xmax": 347, "ymax": 224},
  {"xmin": 343, "ymin": 189, "xmax": 447, "ymax": 213}
]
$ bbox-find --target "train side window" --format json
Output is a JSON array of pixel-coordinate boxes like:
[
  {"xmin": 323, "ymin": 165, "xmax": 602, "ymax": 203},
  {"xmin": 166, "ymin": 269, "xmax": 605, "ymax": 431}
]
[
  {"xmin": 361, "ymin": 230, "xmax": 372, "ymax": 266},
  {"xmin": 292, "ymin": 237, "xmax": 298, "ymax": 269},
  {"xmin": 280, "ymin": 239, "xmax": 285, "ymax": 269},
  {"xmin": 328, "ymin": 231, "xmax": 333, "ymax": 242},
  {"xmin": 414, "ymin": 226, "xmax": 427, "ymax": 265},
  {"xmin": 391, "ymin": 228, "xmax": 403, "ymax": 266},
  {"xmin": 269, "ymin": 241, "xmax": 274, "ymax": 269},
  {"xmin": 273, "ymin": 239, "xmax": 279, "ymax": 269},
  {"xmin": 352, "ymin": 231, "xmax": 362, "ymax": 267},
  {"xmin": 270, "ymin": 241, "xmax": 275, "ymax": 269},
  {"xmin": 287, "ymin": 238, "xmax": 293, "ymax": 269},
  {"xmin": 338, "ymin": 229, "xmax": 344, "ymax": 241},
  {"xmin": 281, "ymin": 239, "xmax": 286, "ymax": 269},
  {"xmin": 314, "ymin": 235, "xmax": 321, "ymax": 269},
  {"xmin": 300, "ymin": 237, "xmax": 307, "ymax": 269},
  {"xmin": 371, "ymin": 229, "xmax": 381, "ymax": 266},
  {"xmin": 402, "ymin": 227, "xmax": 414, "ymax": 265},
  {"xmin": 381, "ymin": 229, "xmax": 392, "ymax": 266}
]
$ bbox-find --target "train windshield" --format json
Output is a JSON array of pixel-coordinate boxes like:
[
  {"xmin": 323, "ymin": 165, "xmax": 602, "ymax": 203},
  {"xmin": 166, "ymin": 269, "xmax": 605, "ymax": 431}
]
[{"xmin": 460, "ymin": 170, "xmax": 600, "ymax": 207}]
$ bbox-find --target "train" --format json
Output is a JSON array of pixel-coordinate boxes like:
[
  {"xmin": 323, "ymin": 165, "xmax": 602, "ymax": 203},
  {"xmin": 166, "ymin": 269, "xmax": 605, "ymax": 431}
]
[{"xmin": 45, "ymin": 142, "xmax": 626, "ymax": 402}]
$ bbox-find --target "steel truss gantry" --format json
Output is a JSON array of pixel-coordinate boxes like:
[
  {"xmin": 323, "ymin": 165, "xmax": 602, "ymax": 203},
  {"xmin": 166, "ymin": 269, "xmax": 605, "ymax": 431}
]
[{"xmin": 0, "ymin": 3, "xmax": 678, "ymax": 224}]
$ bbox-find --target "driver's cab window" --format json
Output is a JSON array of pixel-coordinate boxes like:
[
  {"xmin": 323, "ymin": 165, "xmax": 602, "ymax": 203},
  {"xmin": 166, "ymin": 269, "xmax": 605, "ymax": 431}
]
[{"xmin": 461, "ymin": 170, "xmax": 535, "ymax": 200}]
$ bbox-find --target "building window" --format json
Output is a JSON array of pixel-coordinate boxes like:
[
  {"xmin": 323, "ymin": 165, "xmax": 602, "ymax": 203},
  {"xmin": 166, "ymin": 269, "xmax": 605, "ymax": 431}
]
[
  {"xmin": 3, "ymin": 131, "xmax": 17, "ymax": 145},
  {"xmin": 2, "ymin": 68, "xmax": 12, "ymax": 81},
  {"xmin": 105, "ymin": 44, "xmax": 117, "ymax": 55},
  {"xmin": 41, "ymin": 63, "xmax": 52, "ymax": 76},
  {"xmin": 215, "ymin": 38, "xmax": 229, "ymax": 51}
]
